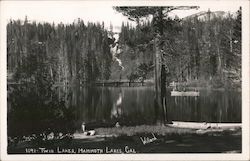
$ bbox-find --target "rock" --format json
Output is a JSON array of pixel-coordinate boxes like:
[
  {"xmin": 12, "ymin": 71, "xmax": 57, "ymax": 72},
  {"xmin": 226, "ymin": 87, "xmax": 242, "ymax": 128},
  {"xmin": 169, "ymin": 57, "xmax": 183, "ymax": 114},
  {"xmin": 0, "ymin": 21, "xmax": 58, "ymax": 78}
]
[
  {"xmin": 115, "ymin": 122, "xmax": 120, "ymax": 128},
  {"xmin": 88, "ymin": 130, "xmax": 95, "ymax": 136}
]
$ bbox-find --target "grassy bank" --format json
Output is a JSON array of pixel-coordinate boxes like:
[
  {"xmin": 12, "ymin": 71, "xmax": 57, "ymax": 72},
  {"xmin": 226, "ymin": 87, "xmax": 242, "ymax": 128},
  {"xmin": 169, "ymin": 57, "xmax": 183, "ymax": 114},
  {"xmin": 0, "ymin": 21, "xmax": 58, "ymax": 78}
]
[
  {"xmin": 94, "ymin": 125, "xmax": 196, "ymax": 136},
  {"xmin": 94, "ymin": 124, "xmax": 241, "ymax": 137},
  {"xmin": 8, "ymin": 125, "xmax": 242, "ymax": 154}
]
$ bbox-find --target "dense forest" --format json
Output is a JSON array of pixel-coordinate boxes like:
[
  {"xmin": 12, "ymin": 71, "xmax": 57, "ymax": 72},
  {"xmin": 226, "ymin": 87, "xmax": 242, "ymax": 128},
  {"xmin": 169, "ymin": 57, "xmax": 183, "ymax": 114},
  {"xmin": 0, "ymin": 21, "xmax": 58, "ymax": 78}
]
[
  {"xmin": 7, "ymin": 18, "xmax": 113, "ymax": 85},
  {"xmin": 113, "ymin": 8, "xmax": 241, "ymax": 88},
  {"xmin": 7, "ymin": 8, "xmax": 241, "ymax": 89}
]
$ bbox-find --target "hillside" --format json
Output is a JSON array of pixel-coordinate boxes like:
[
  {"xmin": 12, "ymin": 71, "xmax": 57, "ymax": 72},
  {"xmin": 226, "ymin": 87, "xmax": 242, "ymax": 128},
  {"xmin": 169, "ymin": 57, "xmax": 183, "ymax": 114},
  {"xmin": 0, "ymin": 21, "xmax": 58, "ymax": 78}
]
[{"xmin": 7, "ymin": 8, "xmax": 241, "ymax": 88}]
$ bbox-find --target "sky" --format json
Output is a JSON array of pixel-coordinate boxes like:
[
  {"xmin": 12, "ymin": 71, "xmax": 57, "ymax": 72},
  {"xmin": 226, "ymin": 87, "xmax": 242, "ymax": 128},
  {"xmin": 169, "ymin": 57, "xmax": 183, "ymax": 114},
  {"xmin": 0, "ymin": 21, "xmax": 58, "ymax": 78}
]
[{"xmin": 1, "ymin": 1, "xmax": 241, "ymax": 32}]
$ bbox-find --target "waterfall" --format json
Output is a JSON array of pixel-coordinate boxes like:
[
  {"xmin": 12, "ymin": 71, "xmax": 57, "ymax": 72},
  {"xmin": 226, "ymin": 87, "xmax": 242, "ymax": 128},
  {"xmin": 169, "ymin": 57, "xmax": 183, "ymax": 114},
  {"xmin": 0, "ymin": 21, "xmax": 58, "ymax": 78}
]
[{"xmin": 110, "ymin": 33, "xmax": 124, "ymax": 70}]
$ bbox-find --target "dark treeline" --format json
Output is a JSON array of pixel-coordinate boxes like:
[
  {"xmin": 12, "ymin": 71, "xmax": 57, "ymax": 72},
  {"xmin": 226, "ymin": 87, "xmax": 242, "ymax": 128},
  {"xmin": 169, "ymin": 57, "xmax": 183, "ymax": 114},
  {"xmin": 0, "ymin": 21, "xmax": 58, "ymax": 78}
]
[
  {"xmin": 7, "ymin": 8, "xmax": 241, "ymax": 88},
  {"xmin": 116, "ymin": 9, "xmax": 241, "ymax": 88},
  {"xmin": 7, "ymin": 18, "xmax": 113, "ymax": 85}
]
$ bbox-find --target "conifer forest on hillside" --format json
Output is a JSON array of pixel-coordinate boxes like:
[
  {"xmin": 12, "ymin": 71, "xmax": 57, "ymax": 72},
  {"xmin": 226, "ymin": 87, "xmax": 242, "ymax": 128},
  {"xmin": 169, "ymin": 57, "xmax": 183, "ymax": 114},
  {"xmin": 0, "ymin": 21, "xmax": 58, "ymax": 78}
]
[{"xmin": 7, "ymin": 7, "xmax": 241, "ymax": 89}]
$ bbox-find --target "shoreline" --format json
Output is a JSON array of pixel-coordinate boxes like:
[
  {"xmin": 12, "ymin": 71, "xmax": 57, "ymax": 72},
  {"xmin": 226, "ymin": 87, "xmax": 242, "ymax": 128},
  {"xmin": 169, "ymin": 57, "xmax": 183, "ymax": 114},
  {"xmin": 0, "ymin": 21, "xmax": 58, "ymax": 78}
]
[
  {"xmin": 7, "ymin": 82, "xmax": 242, "ymax": 92},
  {"xmin": 7, "ymin": 125, "xmax": 242, "ymax": 154}
]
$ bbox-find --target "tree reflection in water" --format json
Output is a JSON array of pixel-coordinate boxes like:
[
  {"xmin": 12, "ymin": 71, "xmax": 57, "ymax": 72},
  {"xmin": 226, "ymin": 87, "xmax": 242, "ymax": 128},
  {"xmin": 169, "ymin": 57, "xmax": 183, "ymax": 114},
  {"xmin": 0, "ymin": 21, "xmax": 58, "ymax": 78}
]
[
  {"xmin": 7, "ymin": 85, "xmax": 241, "ymax": 145},
  {"xmin": 8, "ymin": 84, "xmax": 77, "ymax": 140},
  {"xmin": 111, "ymin": 90, "xmax": 123, "ymax": 119}
]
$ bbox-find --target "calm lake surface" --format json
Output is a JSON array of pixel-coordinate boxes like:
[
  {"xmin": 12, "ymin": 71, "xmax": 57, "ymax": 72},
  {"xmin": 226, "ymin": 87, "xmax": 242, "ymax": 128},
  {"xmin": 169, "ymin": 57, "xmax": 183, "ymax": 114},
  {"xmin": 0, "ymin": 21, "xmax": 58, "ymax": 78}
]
[
  {"xmin": 58, "ymin": 86, "xmax": 241, "ymax": 125},
  {"xmin": 7, "ymin": 86, "xmax": 241, "ymax": 137}
]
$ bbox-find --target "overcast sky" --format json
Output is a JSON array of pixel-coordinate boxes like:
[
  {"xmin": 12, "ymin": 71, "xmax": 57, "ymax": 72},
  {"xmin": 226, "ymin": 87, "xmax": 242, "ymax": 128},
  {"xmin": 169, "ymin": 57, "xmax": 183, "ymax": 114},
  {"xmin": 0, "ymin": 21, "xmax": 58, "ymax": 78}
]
[{"xmin": 1, "ymin": 1, "xmax": 240, "ymax": 32}]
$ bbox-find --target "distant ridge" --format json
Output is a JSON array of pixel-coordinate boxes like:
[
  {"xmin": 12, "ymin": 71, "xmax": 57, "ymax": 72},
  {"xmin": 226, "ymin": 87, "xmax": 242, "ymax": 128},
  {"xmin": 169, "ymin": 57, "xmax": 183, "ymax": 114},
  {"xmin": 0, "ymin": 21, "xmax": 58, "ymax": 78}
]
[{"xmin": 182, "ymin": 10, "xmax": 235, "ymax": 21}]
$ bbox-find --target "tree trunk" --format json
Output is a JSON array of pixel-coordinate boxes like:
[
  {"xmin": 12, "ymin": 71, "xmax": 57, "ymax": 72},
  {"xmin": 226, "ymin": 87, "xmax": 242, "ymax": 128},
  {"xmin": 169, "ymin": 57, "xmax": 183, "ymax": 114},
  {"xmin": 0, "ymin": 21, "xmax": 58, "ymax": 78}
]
[
  {"xmin": 154, "ymin": 36, "xmax": 161, "ymax": 104},
  {"xmin": 154, "ymin": 36, "xmax": 164, "ymax": 123},
  {"xmin": 229, "ymin": 29, "xmax": 233, "ymax": 53},
  {"xmin": 153, "ymin": 8, "xmax": 169, "ymax": 124}
]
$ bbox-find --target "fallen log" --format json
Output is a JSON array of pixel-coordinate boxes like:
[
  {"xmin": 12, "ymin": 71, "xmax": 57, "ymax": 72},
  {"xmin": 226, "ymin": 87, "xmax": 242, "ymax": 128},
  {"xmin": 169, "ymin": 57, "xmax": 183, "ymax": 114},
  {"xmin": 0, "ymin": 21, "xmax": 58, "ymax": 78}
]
[
  {"xmin": 168, "ymin": 121, "xmax": 241, "ymax": 130},
  {"xmin": 73, "ymin": 133, "xmax": 117, "ymax": 140}
]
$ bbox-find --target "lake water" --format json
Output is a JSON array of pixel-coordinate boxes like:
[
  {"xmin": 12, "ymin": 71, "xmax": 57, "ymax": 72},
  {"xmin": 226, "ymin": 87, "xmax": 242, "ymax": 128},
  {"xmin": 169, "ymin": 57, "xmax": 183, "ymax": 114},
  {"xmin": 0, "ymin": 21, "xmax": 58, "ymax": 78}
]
[
  {"xmin": 7, "ymin": 86, "xmax": 241, "ymax": 137},
  {"xmin": 56, "ymin": 86, "xmax": 241, "ymax": 130}
]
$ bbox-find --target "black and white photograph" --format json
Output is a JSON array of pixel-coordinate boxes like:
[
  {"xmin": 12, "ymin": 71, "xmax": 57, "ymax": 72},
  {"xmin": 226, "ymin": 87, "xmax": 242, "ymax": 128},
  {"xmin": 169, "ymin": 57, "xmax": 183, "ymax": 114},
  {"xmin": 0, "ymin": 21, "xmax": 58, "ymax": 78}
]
[{"xmin": 0, "ymin": 0, "xmax": 249, "ymax": 160}]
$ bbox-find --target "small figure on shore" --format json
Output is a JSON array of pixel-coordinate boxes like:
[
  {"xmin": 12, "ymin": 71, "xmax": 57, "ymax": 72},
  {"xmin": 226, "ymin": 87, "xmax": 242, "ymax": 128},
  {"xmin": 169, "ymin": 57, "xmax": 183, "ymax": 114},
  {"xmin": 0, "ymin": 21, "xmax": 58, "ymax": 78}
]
[{"xmin": 82, "ymin": 122, "xmax": 86, "ymax": 132}]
